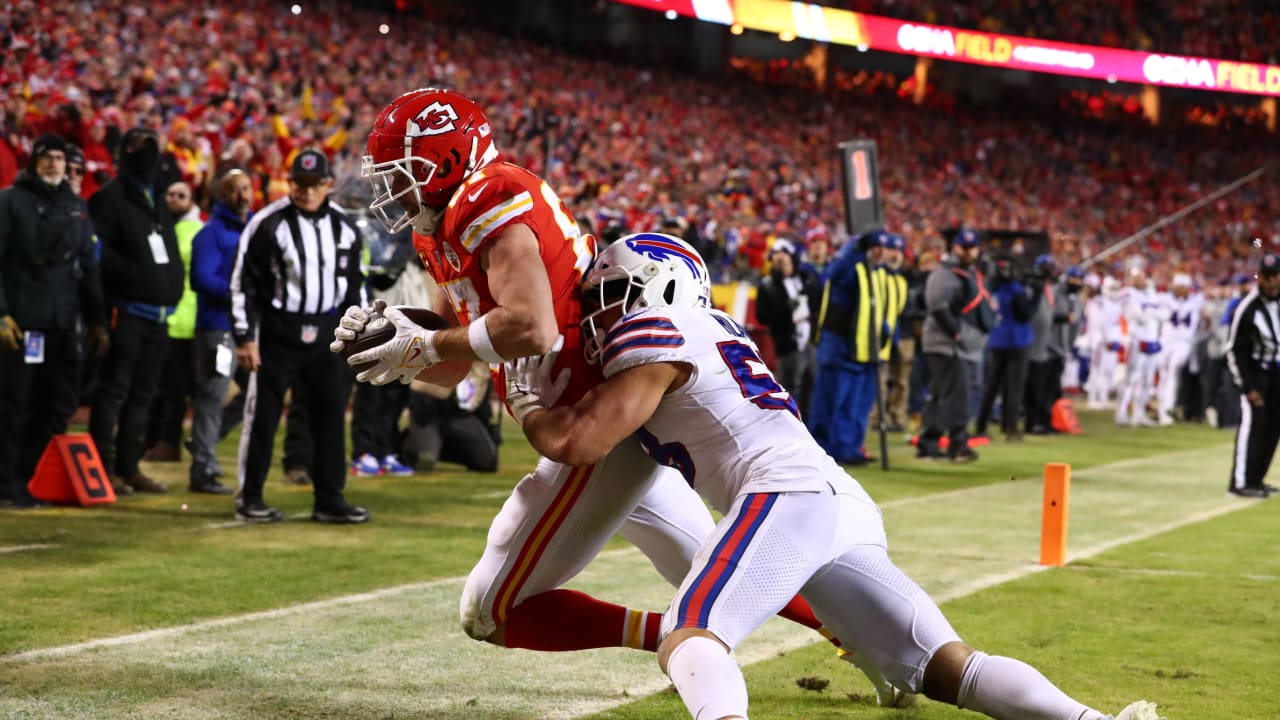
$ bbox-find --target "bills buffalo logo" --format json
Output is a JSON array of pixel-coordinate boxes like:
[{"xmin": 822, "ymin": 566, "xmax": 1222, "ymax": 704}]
[{"xmin": 409, "ymin": 102, "xmax": 459, "ymax": 137}]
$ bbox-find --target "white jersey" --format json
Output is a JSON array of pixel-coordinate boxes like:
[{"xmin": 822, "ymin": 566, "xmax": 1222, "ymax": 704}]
[
  {"xmin": 1087, "ymin": 294, "xmax": 1124, "ymax": 347},
  {"xmin": 600, "ymin": 305, "xmax": 861, "ymax": 514},
  {"xmin": 1121, "ymin": 286, "xmax": 1166, "ymax": 345},
  {"xmin": 1161, "ymin": 292, "xmax": 1204, "ymax": 346}
]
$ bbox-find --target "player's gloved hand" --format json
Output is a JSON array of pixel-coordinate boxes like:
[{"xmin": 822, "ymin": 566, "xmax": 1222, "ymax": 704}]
[
  {"xmin": 330, "ymin": 299, "xmax": 388, "ymax": 353},
  {"xmin": 504, "ymin": 335, "xmax": 571, "ymax": 424},
  {"xmin": 0, "ymin": 315, "xmax": 22, "ymax": 352},
  {"xmin": 349, "ymin": 305, "xmax": 441, "ymax": 386}
]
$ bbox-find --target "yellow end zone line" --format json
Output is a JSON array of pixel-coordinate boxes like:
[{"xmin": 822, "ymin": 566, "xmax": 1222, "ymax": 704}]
[{"xmin": 0, "ymin": 444, "xmax": 1243, "ymax": 667}]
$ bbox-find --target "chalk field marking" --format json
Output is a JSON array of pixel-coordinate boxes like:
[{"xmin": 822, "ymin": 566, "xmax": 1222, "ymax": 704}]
[
  {"xmin": 0, "ymin": 445, "xmax": 1248, "ymax": 720},
  {"xmin": 0, "ymin": 543, "xmax": 57, "ymax": 555}
]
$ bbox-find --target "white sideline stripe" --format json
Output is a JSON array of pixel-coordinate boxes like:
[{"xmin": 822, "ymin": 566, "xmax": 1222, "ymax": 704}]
[
  {"xmin": 1, "ymin": 548, "xmax": 631, "ymax": 665},
  {"xmin": 879, "ymin": 444, "xmax": 1229, "ymax": 510},
  {"xmin": 0, "ymin": 543, "xmax": 57, "ymax": 555},
  {"xmin": 928, "ymin": 502, "xmax": 1247, "ymax": 603},
  {"xmin": 1, "ymin": 446, "xmax": 1237, "ymax": 668},
  {"xmin": 1065, "ymin": 565, "xmax": 1280, "ymax": 582}
]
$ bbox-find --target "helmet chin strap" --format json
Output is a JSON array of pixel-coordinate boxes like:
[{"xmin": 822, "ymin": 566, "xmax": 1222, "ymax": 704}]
[{"xmin": 413, "ymin": 205, "xmax": 443, "ymax": 235}]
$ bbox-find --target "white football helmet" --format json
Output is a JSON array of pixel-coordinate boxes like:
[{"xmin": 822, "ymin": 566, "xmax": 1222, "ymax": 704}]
[{"xmin": 581, "ymin": 232, "xmax": 711, "ymax": 365}]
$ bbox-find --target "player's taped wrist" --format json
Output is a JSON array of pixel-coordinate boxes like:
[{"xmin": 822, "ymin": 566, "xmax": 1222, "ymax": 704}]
[{"xmin": 468, "ymin": 314, "xmax": 506, "ymax": 364}]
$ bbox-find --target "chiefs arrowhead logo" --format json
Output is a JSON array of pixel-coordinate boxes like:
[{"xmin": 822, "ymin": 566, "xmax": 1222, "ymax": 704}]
[{"xmin": 409, "ymin": 102, "xmax": 459, "ymax": 137}]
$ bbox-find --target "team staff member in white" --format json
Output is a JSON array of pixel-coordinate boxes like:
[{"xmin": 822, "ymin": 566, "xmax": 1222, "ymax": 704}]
[
  {"xmin": 230, "ymin": 149, "xmax": 369, "ymax": 523},
  {"xmin": 510, "ymin": 235, "xmax": 1162, "ymax": 720}
]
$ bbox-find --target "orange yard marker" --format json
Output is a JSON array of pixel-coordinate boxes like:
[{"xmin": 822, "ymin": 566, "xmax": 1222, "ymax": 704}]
[{"xmin": 1039, "ymin": 463, "xmax": 1070, "ymax": 567}]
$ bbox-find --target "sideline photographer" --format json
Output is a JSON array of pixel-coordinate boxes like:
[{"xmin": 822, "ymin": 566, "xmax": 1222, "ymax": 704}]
[{"xmin": 975, "ymin": 253, "xmax": 1038, "ymax": 440}]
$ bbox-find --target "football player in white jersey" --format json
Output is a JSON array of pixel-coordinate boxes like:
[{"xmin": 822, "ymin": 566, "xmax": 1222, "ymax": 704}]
[
  {"xmin": 509, "ymin": 233, "xmax": 1161, "ymax": 720},
  {"xmin": 1115, "ymin": 267, "xmax": 1167, "ymax": 426},
  {"xmin": 1085, "ymin": 276, "xmax": 1125, "ymax": 408},
  {"xmin": 1156, "ymin": 273, "xmax": 1204, "ymax": 425}
]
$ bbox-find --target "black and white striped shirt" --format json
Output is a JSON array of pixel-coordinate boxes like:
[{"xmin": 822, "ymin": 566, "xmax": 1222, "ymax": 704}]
[
  {"xmin": 230, "ymin": 196, "xmax": 367, "ymax": 343},
  {"xmin": 1227, "ymin": 287, "xmax": 1280, "ymax": 393}
]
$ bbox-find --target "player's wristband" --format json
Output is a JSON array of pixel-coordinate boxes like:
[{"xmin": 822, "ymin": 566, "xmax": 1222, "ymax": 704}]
[{"xmin": 468, "ymin": 314, "xmax": 506, "ymax": 364}]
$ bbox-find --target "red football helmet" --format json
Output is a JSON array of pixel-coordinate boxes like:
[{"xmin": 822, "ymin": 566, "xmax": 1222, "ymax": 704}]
[{"xmin": 363, "ymin": 88, "xmax": 499, "ymax": 234}]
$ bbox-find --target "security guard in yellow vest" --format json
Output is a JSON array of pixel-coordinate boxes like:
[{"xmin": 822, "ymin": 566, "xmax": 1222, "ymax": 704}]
[
  {"xmin": 869, "ymin": 233, "xmax": 909, "ymax": 430},
  {"xmin": 807, "ymin": 231, "xmax": 900, "ymax": 464}
]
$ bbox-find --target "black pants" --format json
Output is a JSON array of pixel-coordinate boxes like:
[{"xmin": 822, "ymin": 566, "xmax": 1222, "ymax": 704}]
[
  {"xmin": 1181, "ymin": 366, "xmax": 1205, "ymax": 421},
  {"xmin": 1229, "ymin": 378, "xmax": 1280, "ymax": 492},
  {"xmin": 0, "ymin": 329, "xmax": 81, "ymax": 501},
  {"xmin": 976, "ymin": 347, "xmax": 1029, "ymax": 435},
  {"xmin": 240, "ymin": 313, "xmax": 348, "ymax": 510},
  {"xmin": 90, "ymin": 312, "xmax": 171, "ymax": 477},
  {"xmin": 145, "ymin": 336, "xmax": 194, "ymax": 450},
  {"xmin": 351, "ymin": 380, "xmax": 410, "ymax": 460},
  {"xmin": 221, "ymin": 365, "xmax": 313, "ymax": 471},
  {"xmin": 402, "ymin": 394, "xmax": 499, "ymax": 472},
  {"xmin": 1025, "ymin": 356, "xmax": 1063, "ymax": 432},
  {"xmin": 922, "ymin": 352, "xmax": 970, "ymax": 447}
]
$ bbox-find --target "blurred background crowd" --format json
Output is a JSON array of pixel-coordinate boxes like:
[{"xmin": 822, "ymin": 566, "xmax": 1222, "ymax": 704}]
[{"xmin": 1, "ymin": 0, "xmax": 1275, "ymax": 504}]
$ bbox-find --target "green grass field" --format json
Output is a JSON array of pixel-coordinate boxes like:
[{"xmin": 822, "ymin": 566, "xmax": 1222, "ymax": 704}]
[{"xmin": 1, "ymin": 409, "xmax": 1276, "ymax": 719}]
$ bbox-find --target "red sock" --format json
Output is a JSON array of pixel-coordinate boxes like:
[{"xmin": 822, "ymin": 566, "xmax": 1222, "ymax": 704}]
[
  {"xmin": 777, "ymin": 595, "xmax": 822, "ymax": 630},
  {"xmin": 502, "ymin": 589, "xmax": 662, "ymax": 652}
]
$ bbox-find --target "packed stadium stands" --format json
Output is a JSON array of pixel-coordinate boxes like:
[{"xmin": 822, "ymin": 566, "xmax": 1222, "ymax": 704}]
[{"xmin": 3, "ymin": 0, "xmax": 1277, "ymax": 283}]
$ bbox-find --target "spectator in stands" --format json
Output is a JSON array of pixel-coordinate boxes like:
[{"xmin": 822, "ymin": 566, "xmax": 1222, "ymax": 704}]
[
  {"xmin": 0, "ymin": 133, "xmax": 108, "ymax": 508},
  {"xmin": 144, "ymin": 181, "xmax": 201, "ymax": 463},
  {"xmin": 754, "ymin": 239, "xmax": 819, "ymax": 415},
  {"xmin": 918, "ymin": 230, "xmax": 994, "ymax": 462},
  {"xmin": 187, "ymin": 168, "xmax": 252, "ymax": 495},
  {"xmin": 65, "ymin": 144, "xmax": 85, "ymax": 196},
  {"xmin": 88, "ymin": 127, "xmax": 184, "ymax": 496}
]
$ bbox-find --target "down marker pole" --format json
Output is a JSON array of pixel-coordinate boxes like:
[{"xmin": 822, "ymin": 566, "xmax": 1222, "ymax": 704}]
[{"xmin": 1039, "ymin": 463, "xmax": 1070, "ymax": 567}]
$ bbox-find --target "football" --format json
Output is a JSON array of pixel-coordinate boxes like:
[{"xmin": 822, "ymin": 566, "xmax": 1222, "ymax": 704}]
[{"xmin": 341, "ymin": 306, "xmax": 453, "ymax": 377}]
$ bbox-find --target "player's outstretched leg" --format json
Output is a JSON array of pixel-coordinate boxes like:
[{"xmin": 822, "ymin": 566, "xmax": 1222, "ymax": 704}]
[{"xmin": 659, "ymin": 628, "xmax": 748, "ymax": 720}]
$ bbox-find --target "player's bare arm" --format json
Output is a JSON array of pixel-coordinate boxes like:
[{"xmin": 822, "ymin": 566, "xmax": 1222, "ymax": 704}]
[{"xmin": 521, "ymin": 361, "xmax": 690, "ymax": 466}]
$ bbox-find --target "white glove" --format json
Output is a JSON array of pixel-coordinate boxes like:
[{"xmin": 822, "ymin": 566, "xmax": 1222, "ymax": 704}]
[
  {"xmin": 330, "ymin": 299, "xmax": 388, "ymax": 353},
  {"xmin": 348, "ymin": 305, "xmax": 442, "ymax": 386},
  {"xmin": 504, "ymin": 335, "xmax": 571, "ymax": 424}
]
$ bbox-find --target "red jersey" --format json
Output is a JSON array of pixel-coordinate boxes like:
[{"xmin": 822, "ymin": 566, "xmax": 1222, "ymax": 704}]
[{"xmin": 412, "ymin": 161, "xmax": 600, "ymax": 405}]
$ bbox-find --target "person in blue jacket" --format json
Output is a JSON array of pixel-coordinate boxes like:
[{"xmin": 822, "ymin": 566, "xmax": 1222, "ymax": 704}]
[
  {"xmin": 808, "ymin": 231, "xmax": 894, "ymax": 465},
  {"xmin": 187, "ymin": 168, "xmax": 254, "ymax": 494},
  {"xmin": 974, "ymin": 254, "xmax": 1038, "ymax": 440}
]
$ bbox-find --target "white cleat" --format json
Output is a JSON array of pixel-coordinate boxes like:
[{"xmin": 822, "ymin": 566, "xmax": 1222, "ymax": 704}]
[
  {"xmin": 1114, "ymin": 412, "xmax": 1130, "ymax": 426},
  {"xmin": 1157, "ymin": 413, "xmax": 1175, "ymax": 427},
  {"xmin": 837, "ymin": 648, "xmax": 917, "ymax": 708},
  {"xmin": 1132, "ymin": 415, "xmax": 1157, "ymax": 428},
  {"xmin": 1113, "ymin": 700, "xmax": 1165, "ymax": 720}
]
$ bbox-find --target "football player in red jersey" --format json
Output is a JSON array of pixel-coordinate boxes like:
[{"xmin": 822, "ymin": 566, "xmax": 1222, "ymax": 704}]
[{"xmin": 331, "ymin": 88, "xmax": 833, "ymax": 662}]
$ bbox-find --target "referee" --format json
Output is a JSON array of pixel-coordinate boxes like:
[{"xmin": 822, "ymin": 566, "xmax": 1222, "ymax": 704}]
[
  {"xmin": 1225, "ymin": 254, "xmax": 1280, "ymax": 499},
  {"xmin": 230, "ymin": 149, "xmax": 370, "ymax": 522}
]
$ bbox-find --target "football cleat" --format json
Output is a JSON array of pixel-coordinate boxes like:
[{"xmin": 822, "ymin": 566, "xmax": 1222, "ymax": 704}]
[
  {"xmin": 351, "ymin": 453, "xmax": 382, "ymax": 477},
  {"xmin": 381, "ymin": 454, "xmax": 414, "ymax": 477},
  {"xmin": 836, "ymin": 648, "xmax": 916, "ymax": 708}
]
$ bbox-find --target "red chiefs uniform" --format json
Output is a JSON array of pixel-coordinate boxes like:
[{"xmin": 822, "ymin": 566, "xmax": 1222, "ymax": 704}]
[{"xmin": 411, "ymin": 160, "xmax": 599, "ymax": 405}]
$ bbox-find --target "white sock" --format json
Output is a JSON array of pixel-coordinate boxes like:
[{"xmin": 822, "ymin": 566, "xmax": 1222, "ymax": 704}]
[
  {"xmin": 664, "ymin": 636, "xmax": 749, "ymax": 720},
  {"xmin": 956, "ymin": 651, "xmax": 1106, "ymax": 720}
]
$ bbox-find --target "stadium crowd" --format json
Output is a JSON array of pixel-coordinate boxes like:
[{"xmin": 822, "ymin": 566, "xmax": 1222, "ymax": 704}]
[
  {"xmin": 842, "ymin": 0, "xmax": 1280, "ymax": 63},
  {"xmin": 1, "ymin": 0, "xmax": 1276, "ymax": 506}
]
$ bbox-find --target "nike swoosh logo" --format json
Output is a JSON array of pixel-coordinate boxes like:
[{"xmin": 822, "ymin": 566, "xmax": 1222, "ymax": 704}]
[{"xmin": 467, "ymin": 184, "xmax": 486, "ymax": 202}]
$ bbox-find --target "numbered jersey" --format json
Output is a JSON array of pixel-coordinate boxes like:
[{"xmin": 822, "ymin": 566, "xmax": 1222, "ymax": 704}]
[
  {"xmin": 412, "ymin": 161, "xmax": 600, "ymax": 405},
  {"xmin": 601, "ymin": 306, "xmax": 863, "ymax": 513},
  {"xmin": 1161, "ymin": 293, "xmax": 1203, "ymax": 345},
  {"xmin": 1121, "ymin": 286, "xmax": 1166, "ymax": 344}
]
